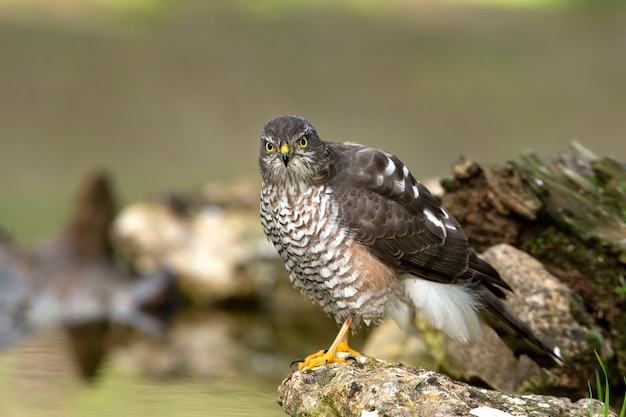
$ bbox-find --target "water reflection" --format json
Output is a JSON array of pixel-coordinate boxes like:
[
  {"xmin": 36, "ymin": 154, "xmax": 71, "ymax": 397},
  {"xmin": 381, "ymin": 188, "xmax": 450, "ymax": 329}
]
[
  {"xmin": 0, "ymin": 328, "xmax": 81, "ymax": 417},
  {"xmin": 0, "ymin": 362, "xmax": 284, "ymax": 417},
  {"xmin": 109, "ymin": 304, "xmax": 348, "ymax": 381},
  {"xmin": 0, "ymin": 309, "xmax": 324, "ymax": 417}
]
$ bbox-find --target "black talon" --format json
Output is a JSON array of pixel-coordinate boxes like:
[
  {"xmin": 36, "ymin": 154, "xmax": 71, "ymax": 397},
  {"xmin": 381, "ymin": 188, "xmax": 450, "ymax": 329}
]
[{"xmin": 290, "ymin": 359, "xmax": 304, "ymax": 371}]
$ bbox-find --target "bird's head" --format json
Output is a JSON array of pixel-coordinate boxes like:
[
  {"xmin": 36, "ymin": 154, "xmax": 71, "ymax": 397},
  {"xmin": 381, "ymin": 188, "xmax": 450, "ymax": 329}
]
[{"xmin": 258, "ymin": 115, "xmax": 328, "ymax": 186}]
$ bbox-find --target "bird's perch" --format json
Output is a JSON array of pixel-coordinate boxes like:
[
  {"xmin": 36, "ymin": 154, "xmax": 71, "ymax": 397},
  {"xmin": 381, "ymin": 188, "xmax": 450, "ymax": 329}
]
[{"xmin": 278, "ymin": 359, "xmax": 612, "ymax": 417}]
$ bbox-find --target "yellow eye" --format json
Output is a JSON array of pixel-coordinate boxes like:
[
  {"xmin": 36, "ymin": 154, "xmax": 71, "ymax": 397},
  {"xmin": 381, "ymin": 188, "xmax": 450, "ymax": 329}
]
[
  {"xmin": 297, "ymin": 136, "xmax": 308, "ymax": 148},
  {"xmin": 265, "ymin": 141, "xmax": 275, "ymax": 153}
]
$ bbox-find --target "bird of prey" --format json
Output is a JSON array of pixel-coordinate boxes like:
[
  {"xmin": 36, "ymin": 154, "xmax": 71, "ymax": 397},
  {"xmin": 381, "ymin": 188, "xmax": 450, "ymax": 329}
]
[{"xmin": 258, "ymin": 115, "xmax": 560, "ymax": 369}]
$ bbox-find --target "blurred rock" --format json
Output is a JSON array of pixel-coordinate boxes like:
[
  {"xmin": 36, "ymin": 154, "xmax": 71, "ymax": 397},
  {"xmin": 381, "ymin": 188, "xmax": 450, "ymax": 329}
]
[
  {"xmin": 361, "ymin": 317, "xmax": 438, "ymax": 370},
  {"xmin": 111, "ymin": 178, "xmax": 282, "ymax": 304},
  {"xmin": 0, "ymin": 171, "xmax": 178, "ymax": 378},
  {"xmin": 278, "ymin": 359, "xmax": 613, "ymax": 417},
  {"xmin": 201, "ymin": 177, "xmax": 262, "ymax": 211}
]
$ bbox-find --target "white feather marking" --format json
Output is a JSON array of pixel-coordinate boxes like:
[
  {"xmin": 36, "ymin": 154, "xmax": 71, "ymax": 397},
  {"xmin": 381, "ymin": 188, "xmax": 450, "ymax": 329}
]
[
  {"xmin": 319, "ymin": 223, "xmax": 333, "ymax": 240},
  {"xmin": 288, "ymin": 246, "xmax": 304, "ymax": 256},
  {"xmin": 393, "ymin": 179, "xmax": 405, "ymax": 194},
  {"xmin": 355, "ymin": 291, "xmax": 372, "ymax": 306},
  {"xmin": 339, "ymin": 271, "xmax": 358, "ymax": 285},
  {"xmin": 403, "ymin": 278, "xmax": 483, "ymax": 343},
  {"xmin": 375, "ymin": 174, "xmax": 384, "ymax": 187},
  {"xmin": 384, "ymin": 158, "xmax": 396, "ymax": 176},
  {"xmin": 291, "ymin": 229, "xmax": 305, "ymax": 241},
  {"xmin": 328, "ymin": 231, "xmax": 347, "ymax": 250},
  {"xmin": 320, "ymin": 267, "xmax": 332, "ymax": 279},
  {"xmin": 402, "ymin": 165, "xmax": 410, "ymax": 177},
  {"xmin": 340, "ymin": 286, "xmax": 358, "ymax": 298},
  {"xmin": 411, "ymin": 184, "xmax": 420, "ymax": 198},
  {"xmin": 320, "ymin": 251, "xmax": 333, "ymax": 263},
  {"xmin": 440, "ymin": 208, "xmax": 458, "ymax": 230},
  {"xmin": 326, "ymin": 276, "xmax": 341, "ymax": 288},
  {"xmin": 423, "ymin": 208, "xmax": 447, "ymax": 236},
  {"xmin": 311, "ymin": 242, "xmax": 326, "ymax": 253}
]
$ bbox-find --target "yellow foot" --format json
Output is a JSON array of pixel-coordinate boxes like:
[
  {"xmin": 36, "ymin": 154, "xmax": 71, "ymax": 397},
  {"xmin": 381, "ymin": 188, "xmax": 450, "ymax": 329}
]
[{"xmin": 296, "ymin": 341, "xmax": 362, "ymax": 370}]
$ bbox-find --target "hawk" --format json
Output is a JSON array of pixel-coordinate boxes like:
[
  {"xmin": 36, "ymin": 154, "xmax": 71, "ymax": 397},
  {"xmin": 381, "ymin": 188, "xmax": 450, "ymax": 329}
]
[{"xmin": 258, "ymin": 115, "xmax": 560, "ymax": 369}]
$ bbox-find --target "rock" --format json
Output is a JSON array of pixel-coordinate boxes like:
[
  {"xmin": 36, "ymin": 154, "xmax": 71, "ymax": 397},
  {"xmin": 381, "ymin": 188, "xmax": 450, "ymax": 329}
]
[
  {"xmin": 440, "ymin": 144, "xmax": 626, "ymax": 397},
  {"xmin": 278, "ymin": 359, "xmax": 615, "ymax": 417},
  {"xmin": 111, "ymin": 179, "xmax": 282, "ymax": 303}
]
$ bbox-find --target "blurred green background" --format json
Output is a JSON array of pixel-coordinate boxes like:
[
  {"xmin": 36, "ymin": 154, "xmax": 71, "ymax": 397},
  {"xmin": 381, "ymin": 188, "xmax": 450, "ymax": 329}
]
[
  {"xmin": 2, "ymin": 0, "xmax": 625, "ymax": 244},
  {"xmin": 1, "ymin": 0, "xmax": 625, "ymax": 416}
]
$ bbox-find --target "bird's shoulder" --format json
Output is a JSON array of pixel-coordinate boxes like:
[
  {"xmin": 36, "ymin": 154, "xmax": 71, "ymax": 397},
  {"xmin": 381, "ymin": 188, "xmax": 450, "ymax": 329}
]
[{"xmin": 324, "ymin": 141, "xmax": 439, "ymax": 216}]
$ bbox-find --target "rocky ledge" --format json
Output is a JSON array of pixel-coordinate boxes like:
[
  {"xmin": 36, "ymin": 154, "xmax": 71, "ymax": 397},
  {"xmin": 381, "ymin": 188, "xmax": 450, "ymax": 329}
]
[{"xmin": 278, "ymin": 358, "xmax": 614, "ymax": 417}]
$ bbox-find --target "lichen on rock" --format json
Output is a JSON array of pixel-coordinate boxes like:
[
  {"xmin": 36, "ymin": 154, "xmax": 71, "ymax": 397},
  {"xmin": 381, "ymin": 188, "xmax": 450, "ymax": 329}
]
[{"xmin": 278, "ymin": 359, "xmax": 614, "ymax": 417}]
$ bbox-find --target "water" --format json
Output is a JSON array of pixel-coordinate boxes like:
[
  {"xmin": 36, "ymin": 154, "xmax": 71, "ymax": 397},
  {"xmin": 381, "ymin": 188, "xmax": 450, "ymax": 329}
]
[
  {"xmin": 0, "ymin": 292, "xmax": 365, "ymax": 417},
  {"xmin": 0, "ymin": 317, "xmax": 293, "ymax": 417}
]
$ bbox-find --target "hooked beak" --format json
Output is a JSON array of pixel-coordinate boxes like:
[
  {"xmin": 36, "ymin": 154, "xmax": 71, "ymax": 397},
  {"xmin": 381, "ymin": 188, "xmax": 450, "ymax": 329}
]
[{"xmin": 279, "ymin": 143, "xmax": 291, "ymax": 166}]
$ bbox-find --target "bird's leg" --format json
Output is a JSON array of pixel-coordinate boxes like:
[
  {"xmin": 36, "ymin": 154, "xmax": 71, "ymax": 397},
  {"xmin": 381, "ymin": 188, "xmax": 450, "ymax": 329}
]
[{"xmin": 297, "ymin": 316, "xmax": 361, "ymax": 370}]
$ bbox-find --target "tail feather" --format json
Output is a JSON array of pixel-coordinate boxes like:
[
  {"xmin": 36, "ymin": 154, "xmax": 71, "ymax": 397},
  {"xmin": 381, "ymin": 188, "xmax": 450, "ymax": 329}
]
[
  {"xmin": 479, "ymin": 287, "xmax": 562, "ymax": 368},
  {"xmin": 466, "ymin": 251, "xmax": 511, "ymax": 298},
  {"xmin": 403, "ymin": 278, "xmax": 484, "ymax": 344}
]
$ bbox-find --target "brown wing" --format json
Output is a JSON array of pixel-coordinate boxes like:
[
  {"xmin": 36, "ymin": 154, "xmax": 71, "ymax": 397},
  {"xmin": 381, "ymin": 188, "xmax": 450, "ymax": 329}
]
[{"xmin": 324, "ymin": 142, "xmax": 511, "ymax": 295}]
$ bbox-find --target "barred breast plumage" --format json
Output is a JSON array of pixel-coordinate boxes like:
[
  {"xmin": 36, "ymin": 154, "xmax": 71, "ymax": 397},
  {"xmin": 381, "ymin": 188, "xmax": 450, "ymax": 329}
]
[{"xmin": 260, "ymin": 182, "xmax": 395, "ymax": 326}]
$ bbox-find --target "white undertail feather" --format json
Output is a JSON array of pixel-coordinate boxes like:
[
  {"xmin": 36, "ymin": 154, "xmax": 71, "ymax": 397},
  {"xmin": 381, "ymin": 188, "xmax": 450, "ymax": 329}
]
[{"xmin": 400, "ymin": 277, "xmax": 484, "ymax": 343}]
